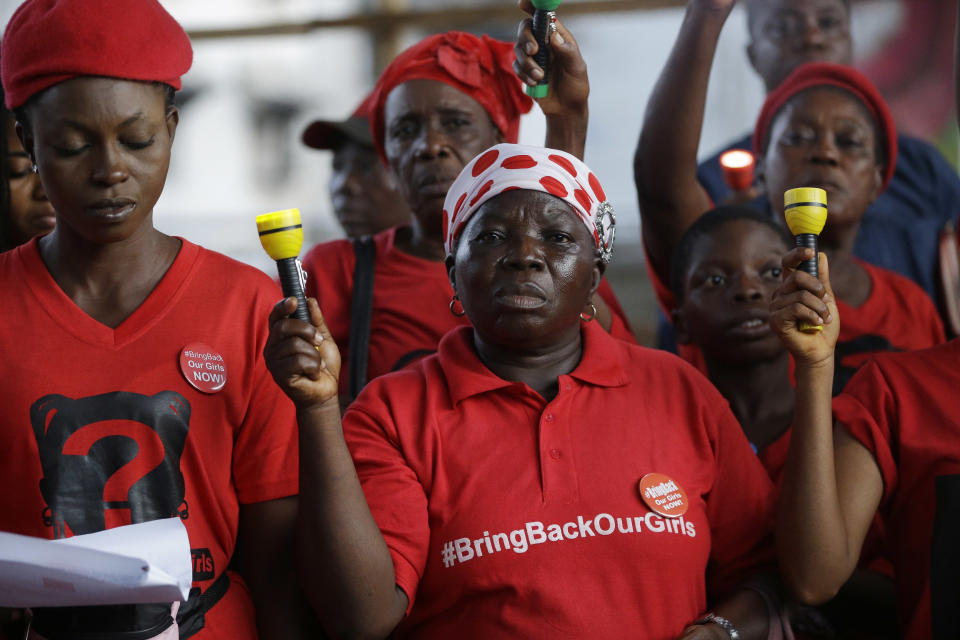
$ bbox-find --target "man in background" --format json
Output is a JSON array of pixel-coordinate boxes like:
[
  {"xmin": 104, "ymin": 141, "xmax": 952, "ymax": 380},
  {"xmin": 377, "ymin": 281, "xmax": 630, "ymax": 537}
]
[{"xmin": 302, "ymin": 95, "xmax": 410, "ymax": 238}]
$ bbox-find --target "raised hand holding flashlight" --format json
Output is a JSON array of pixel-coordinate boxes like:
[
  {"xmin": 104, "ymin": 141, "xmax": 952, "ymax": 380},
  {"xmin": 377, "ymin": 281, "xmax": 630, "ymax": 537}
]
[
  {"xmin": 257, "ymin": 208, "xmax": 309, "ymax": 323},
  {"xmin": 515, "ymin": 1, "xmax": 588, "ymax": 158},
  {"xmin": 784, "ymin": 187, "xmax": 828, "ymax": 332},
  {"xmin": 525, "ymin": 0, "xmax": 562, "ymax": 98}
]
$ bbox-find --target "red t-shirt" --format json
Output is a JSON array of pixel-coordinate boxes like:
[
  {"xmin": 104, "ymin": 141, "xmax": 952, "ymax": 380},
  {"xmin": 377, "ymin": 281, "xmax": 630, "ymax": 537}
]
[
  {"xmin": 0, "ymin": 238, "xmax": 299, "ymax": 640},
  {"xmin": 343, "ymin": 321, "xmax": 775, "ymax": 639},
  {"xmin": 302, "ymin": 227, "xmax": 635, "ymax": 395},
  {"xmin": 648, "ymin": 251, "xmax": 944, "ymax": 389},
  {"xmin": 834, "ymin": 339, "xmax": 960, "ymax": 640},
  {"xmin": 831, "ymin": 260, "xmax": 946, "ymax": 390}
]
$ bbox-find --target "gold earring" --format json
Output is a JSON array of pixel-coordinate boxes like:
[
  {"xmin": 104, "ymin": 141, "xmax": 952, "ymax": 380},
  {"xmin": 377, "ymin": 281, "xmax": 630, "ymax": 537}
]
[
  {"xmin": 579, "ymin": 303, "xmax": 597, "ymax": 322},
  {"xmin": 449, "ymin": 295, "xmax": 466, "ymax": 317}
]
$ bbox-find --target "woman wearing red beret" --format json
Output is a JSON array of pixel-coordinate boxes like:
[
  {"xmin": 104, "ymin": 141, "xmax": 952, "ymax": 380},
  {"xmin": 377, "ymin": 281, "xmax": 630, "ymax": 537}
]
[
  {"xmin": 299, "ymin": 27, "xmax": 635, "ymax": 407},
  {"xmin": 0, "ymin": 1, "xmax": 304, "ymax": 639},
  {"xmin": 266, "ymin": 142, "xmax": 782, "ymax": 639},
  {"xmin": 634, "ymin": 0, "xmax": 944, "ymax": 387}
]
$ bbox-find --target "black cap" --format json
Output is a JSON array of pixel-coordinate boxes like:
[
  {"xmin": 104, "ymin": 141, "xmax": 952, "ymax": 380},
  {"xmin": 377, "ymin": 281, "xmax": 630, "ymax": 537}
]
[{"xmin": 301, "ymin": 116, "xmax": 372, "ymax": 150}]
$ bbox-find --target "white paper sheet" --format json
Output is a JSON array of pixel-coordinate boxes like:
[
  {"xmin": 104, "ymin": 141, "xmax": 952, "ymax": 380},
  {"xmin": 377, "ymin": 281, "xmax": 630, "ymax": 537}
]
[{"xmin": 0, "ymin": 517, "xmax": 192, "ymax": 607}]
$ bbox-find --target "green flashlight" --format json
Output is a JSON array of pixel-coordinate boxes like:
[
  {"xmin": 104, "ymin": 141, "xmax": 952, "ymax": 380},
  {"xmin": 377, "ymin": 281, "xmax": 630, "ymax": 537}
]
[{"xmin": 526, "ymin": 0, "xmax": 563, "ymax": 98}]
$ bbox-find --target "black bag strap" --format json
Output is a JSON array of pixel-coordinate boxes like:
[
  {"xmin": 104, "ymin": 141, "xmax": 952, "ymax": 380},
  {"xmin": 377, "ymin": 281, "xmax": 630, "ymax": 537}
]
[
  {"xmin": 347, "ymin": 236, "xmax": 377, "ymax": 399},
  {"xmin": 176, "ymin": 571, "xmax": 230, "ymax": 639},
  {"xmin": 31, "ymin": 604, "xmax": 173, "ymax": 640},
  {"xmin": 29, "ymin": 572, "xmax": 228, "ymax": 640}
]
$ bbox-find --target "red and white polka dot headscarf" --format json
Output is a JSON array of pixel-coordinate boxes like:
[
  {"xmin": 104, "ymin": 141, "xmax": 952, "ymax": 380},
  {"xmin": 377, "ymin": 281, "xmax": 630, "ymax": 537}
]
[{"xmin": 443, "ymin": 143, "xmax": 615, "ymax": 262}]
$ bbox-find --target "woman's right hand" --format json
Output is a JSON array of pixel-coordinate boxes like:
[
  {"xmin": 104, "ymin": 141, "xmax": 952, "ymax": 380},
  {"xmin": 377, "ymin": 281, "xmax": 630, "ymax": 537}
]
[
  {"xmin": 264, "ymin": 297, "xmax": 342, "ymax": 410},
  {"xmin": 769, "ymin": 249, "xmax": 840, "ymax": 369},
  {"xmin": 513, "ymin": 0, "xmax": 589, "ymax": 120}
]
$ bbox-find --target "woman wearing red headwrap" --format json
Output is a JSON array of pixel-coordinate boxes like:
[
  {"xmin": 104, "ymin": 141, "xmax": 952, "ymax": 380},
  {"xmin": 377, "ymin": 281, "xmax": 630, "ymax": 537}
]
[
  {"xmin": 266, "ymin": 143, "xmax": 782, "ymax": 639},
  {"xmin": 299, "ymin": 27, "xmax": 635, "ymax": 407},
  {"xmin": 633, "ymin": 0, "xmax": 943, "ymax": 386},
  {"xmin": 0, "ymin": 1, "xmax": 304, "ymax": 639}
]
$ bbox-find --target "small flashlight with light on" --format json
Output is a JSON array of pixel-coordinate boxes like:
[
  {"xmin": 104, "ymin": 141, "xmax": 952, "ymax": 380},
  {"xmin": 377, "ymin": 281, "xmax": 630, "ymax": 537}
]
[{"xmin": 719, "ymin": 149, "xmax": 755, "ymax": 192}]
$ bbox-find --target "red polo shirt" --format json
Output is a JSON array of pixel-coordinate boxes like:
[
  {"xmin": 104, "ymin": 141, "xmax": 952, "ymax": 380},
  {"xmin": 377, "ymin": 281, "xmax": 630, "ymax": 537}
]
[{"xmin": 343, "ymin": 321, "xmax": 775, "ymax": 639}]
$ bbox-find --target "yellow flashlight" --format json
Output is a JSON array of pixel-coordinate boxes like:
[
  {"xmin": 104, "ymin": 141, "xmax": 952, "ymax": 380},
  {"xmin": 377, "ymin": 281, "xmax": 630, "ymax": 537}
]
[
  {"xmin": 784, "ymin": 187, "xmax": 828, "ymax": 333},
  {"xmin": 257, "ymin": 208, "xmax": 309, "ymax": 323}
]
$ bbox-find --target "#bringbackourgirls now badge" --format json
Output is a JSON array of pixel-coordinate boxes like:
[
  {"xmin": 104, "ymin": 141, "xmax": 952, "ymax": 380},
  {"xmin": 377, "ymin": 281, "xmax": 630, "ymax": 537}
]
[
  {"xmin": 638, "ymin": 472, "xmax": 689, "ymax": 518},
  {"xmin": 179, "ymin": 343, "xmax": 227, "ymax": 394}
]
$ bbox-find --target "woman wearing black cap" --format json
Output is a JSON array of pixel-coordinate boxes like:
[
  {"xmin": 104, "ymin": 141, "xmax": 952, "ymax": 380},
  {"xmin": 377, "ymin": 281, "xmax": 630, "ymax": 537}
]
[{"xmin": 301, "ymin": 94, "xmax": 411, "ymax": 239}]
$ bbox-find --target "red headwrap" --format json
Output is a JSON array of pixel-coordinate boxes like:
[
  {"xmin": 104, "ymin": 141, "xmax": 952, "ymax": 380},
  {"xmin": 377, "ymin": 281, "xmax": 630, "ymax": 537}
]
[
  {"xmin": 369, "ymin": 31, "xmax": 533, "ymax": 163},
  {"xmin": 2, "ymin": 0, "xmax": 193, "ymax": 109},
  {"xmin": 754, "ymin": 62, "xmax": 897, "ymax": 191}
]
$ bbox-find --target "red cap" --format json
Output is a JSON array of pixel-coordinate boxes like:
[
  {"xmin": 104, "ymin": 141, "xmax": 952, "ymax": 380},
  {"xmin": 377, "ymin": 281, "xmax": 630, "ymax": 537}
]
[
  {"xmin": 1, "ymin": 0, "xmax": 193, "ymax": 109},
  {"xmin": 753, "ymin": 62, "xmax": 897, "ymax": 192},
  {"xmin": 369, "ymin": 31, "xmax": 533, "ymax": 163}
]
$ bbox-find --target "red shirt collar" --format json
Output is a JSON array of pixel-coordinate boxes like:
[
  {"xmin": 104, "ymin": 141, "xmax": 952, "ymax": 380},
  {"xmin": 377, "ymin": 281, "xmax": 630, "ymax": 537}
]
[{"xmin": 437, "ymin": 320, "xmax": 630, "ymax": 407}]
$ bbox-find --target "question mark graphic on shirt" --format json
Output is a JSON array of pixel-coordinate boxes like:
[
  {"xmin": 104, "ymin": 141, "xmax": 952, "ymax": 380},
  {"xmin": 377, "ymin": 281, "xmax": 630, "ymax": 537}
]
[
  {"xmin": 31, "ymin": 391, "xmax": 191, "ymax": 538},
  {"xmin": 61, "ymin": 420, "xmax": 169, "ymax": 530}
]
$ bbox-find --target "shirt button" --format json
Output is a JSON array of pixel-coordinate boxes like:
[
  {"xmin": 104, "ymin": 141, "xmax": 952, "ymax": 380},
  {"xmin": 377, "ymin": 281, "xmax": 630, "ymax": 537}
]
[
  {"xmin": 550, "ymin": 449, "xmax": 562, "ymax": 459},
  {"xmin": 545, "ymin": 413, "xmax": 554, "ymax": 422},
  {"xmin": 565, "ymin": 384, "xmax": 572, "ymax": 391}
]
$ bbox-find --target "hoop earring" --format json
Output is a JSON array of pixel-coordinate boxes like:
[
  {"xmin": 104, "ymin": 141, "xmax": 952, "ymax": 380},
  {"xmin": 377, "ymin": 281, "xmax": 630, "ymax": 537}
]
[
  {"xmin": 31, "ymin": 163, "xmax": 38, "ymax": 174},
  {"xmin": 580, "ymin": 303, "xmax": 597, "ymax": 322},
  {"xmin": 449, "ymin": 295, "xmax": 466, "ymax": 317}
]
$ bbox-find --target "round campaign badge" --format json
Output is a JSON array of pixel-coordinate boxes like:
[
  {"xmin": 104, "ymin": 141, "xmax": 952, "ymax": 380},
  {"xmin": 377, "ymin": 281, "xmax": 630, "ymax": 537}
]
[
  {"xmin": 179, "ymin": 343, "xmax": 227, "ymax": 394},
  {"xmin": 638, "ymin": 472, "xmax": 689, "ymax": 518}
]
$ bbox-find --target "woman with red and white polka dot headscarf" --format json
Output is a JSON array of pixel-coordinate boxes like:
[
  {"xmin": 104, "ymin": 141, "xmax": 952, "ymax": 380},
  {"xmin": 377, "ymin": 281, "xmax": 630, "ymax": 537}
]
[
  {"xmin": 442, "ymin": 143, "xmax": 614, "ymax": 266},
  {"xmin": 264, "ymin": 141, "xmax": 779, "ymax": 639}
]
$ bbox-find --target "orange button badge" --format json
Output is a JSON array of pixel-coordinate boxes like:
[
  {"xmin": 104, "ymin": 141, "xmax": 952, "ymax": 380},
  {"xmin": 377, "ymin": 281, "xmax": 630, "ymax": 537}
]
[
  {"xmin": 179, "ymin": 343, "xmax": 227, "ymax": 394},
  {"xmin": 638, "ymin": 472, "xmax": 689, "ymax": 518}
]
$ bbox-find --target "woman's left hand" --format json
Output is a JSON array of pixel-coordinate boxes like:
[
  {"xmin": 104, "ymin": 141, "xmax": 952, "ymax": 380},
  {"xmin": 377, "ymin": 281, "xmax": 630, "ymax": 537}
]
[
  {"xmin": 513, "ymin": 0, "xmax": 589, "ymax": 119},
  {"xmin": 769, "ymin": 249, "xmax": 840, "ymax": 370}
]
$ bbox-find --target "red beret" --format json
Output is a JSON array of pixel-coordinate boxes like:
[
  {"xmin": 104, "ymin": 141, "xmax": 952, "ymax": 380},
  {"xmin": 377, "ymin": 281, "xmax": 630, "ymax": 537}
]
[
  {"xmin": 754, "ymin": 62, "xmax": 897, "ymax": 192},
  {"xmin": 369, "ymin": 31, "xmax": 534, "ymax": 163},
  {"xmin": 2, "ymin": 0, "xmax": 193, "ymax": 109}
]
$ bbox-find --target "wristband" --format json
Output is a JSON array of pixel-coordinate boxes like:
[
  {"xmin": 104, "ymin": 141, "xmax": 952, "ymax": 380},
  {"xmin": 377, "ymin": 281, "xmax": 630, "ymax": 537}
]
[{"xmin": 694, "ymin": 613, "xmax": 740, "ymax": 640}]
